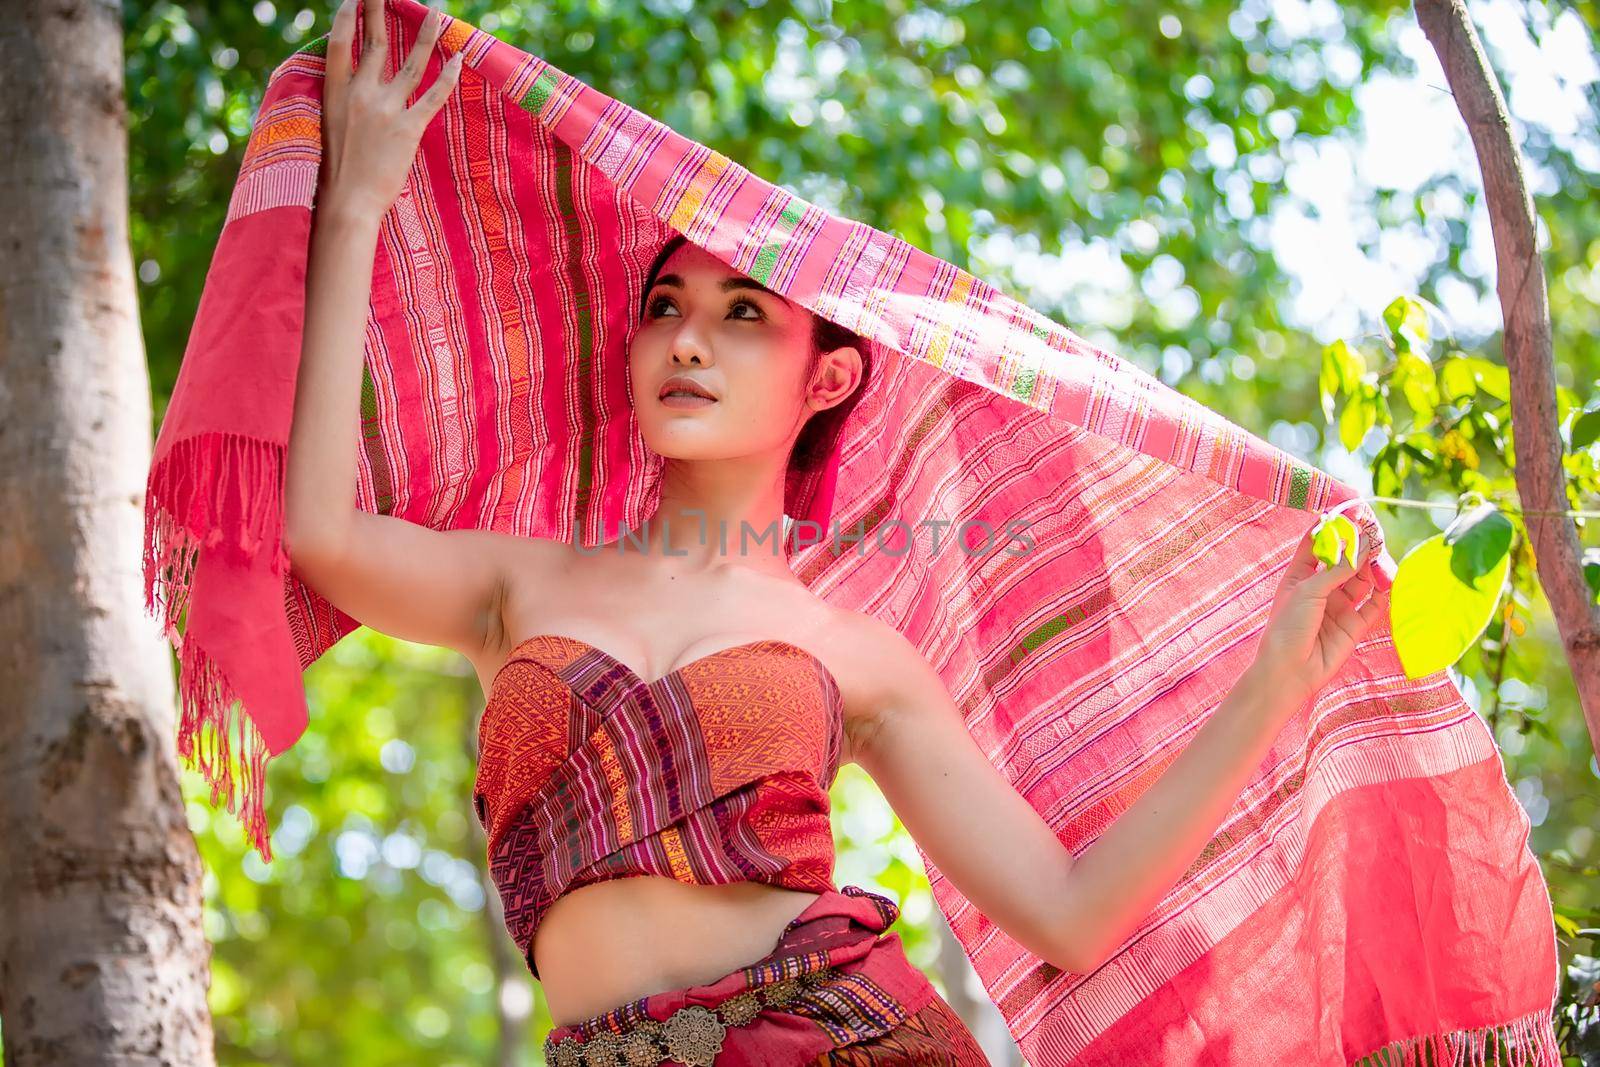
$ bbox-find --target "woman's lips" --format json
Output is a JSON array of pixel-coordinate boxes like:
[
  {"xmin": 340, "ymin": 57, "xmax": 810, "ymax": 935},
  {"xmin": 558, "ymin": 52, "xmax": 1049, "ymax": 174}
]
[
  {"xmin": 659, "ymin": 393, "xmax": 717, "ymax": 409},
  {"xmin": 658, "ymin": 374, "xmax": 717, "ymax": 402}
]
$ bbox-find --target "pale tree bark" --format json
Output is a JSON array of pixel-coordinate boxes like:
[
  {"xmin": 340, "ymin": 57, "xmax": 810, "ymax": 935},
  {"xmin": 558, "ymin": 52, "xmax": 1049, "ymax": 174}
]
[
  {"xmin": 0, "ymin": 1, "xmax": 215, "ymax": 1064},
  {"xmin": 1413, "ymin": 0, "xmax": 1600, "ymax": 758},
  {"xmin": 935, "ymin": 911, "xmax": 1025, "ymax": 1065}
]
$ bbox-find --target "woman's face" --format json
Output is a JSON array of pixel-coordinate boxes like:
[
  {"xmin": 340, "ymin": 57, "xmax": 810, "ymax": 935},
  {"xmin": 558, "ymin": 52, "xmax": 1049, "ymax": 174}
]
[{"xmin": 629, "ymin": 241, "xmax": 850, "ymax": 469}]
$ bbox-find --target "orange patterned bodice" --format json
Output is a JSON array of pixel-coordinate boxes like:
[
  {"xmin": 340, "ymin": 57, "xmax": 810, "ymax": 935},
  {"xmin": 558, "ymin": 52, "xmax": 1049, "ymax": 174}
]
[{"xmin": 472, "ymin": 633, "xmax": 845, "ymax": 974}]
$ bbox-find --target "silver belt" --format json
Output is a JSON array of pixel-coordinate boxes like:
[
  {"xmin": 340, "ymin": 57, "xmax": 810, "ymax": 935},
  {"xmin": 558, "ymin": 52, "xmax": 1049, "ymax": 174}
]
[{"xmin": 545, "ymin": 964, "xmax": 839, "ymax": 1067}]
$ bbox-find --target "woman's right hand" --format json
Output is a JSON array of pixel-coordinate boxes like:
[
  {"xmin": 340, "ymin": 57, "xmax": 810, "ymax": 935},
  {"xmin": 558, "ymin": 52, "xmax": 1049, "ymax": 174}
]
[
  {"xmin": 316, "ymin": 0, "xmax": 462, "ymax": 223},
  {"xmin": 1247, "ymin": 521, "xmax": 1383, "ymax": 712}
]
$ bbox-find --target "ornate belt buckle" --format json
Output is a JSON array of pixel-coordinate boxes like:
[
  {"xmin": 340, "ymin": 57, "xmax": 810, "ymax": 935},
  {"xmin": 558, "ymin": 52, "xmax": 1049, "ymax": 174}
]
[
  {"xmin": 547, "ymin": 962, "xmax": 843, "ymax": 1067},
  {"xmin": 661, "ymin": 1004, "xmax": 726, "ymax": 1067},
  {"xmin": 578, "ymin": 1031, "xmax": 622, "ymax": 1067}
]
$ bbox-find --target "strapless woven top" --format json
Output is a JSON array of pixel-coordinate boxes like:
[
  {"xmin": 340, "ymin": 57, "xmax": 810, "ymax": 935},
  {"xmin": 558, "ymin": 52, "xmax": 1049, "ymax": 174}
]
[{"xmin": 472, "ymin": 633, "xmax": 846, "ymax": 976}]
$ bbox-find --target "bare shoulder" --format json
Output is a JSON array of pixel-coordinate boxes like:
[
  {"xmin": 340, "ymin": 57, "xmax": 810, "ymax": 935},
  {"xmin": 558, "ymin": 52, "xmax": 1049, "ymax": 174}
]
[
  {"xmin": 450, "ymin": 526, "xmax": 568, "ymax": 581},
  {"xmin": 467, "ymin": 532, "xmax": 581, "ymax": 679},
  {"xmin": 820, "ymin": 609, "xmax": 949, "ymax": 761}
]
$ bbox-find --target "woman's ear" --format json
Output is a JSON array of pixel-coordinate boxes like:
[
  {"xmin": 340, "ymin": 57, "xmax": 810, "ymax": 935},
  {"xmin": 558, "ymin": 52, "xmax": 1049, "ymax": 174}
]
[{"xmin": 808, "ymin": 345, "xmax": 864, "ymax": 412}]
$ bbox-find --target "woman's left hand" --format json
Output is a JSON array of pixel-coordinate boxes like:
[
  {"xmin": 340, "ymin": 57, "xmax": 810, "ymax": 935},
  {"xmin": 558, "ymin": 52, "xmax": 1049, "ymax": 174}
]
[{"xmin": 1251, "ymin": 521, "xmax": 1386, "ymax": 707}]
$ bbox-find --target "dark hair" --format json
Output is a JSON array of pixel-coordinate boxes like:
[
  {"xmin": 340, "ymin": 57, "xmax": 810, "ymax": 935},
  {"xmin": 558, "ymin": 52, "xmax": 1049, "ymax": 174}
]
[{"xmin": 638, "ymin": 233, "xmax": 872, "ymax": 474}]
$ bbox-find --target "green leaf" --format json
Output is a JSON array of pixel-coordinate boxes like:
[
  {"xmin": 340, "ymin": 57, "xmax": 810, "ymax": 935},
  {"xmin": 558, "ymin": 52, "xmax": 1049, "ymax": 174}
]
[
  {"xmin": 1582, "ymin": 547, "xmax": 1600, "ymax": 603},
  {"xmin": 1320, "ymin": 339, "xmax": 1365, "ymax": 421},
  {"xmin": 1382, "ymin": 294, "xmax": 1431, "ymax": 355},
  {"xmin": 1339, "ymin": 387, "xmax": 1375, "ymax": 451},
  {"xmin": 1523, "ymin": 716, "xmax": 1559, "ymax": 742},
  {"xmin": 1374, "ymin": 457, "xmax": 1404, "ymax": 498},
  {"xmin": 1393, "ymin": 352, "xmax": 1439, "ymax": 423},
  {"xmin": 1443, "ymin": 501, "xmax": 1514, "ymax": 580},
  {"xmin": 1467, "ymin": 357, "xmax": 1511, "ymax": 402},
  {"xmin": 1439, "ymin": 357, "xmax": 1478, "ymax": 403},
  {"xmin": 1372, "ymin": 441, "xmax": 1405, "ymax": 495},
  {"xmin": 1460, "ymin": 469, "xmax": 1495, "ymax": 497},
  {"xmin": 1571, "ymin": 409, "xmax": 1600, "ymax": 451},
  {"xmin": 1390, "ymin": 509, "xmax": 1512, "ymax": 679},
  {"xmin": 1555, "ymin": 384, "xmax": 1580, "ymax": 422},
  {"xmin": 1311, "ymin": 512, "xmax": 1359, "ymax": 569}
]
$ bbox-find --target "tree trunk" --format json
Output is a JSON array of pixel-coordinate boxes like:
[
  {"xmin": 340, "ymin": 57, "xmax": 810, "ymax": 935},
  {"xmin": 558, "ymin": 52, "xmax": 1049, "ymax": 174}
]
[
  {"xmin": 0, "ymin": 1, "xmax": 216, "ymax": 1063},
  {"xmin": 1413, "ymin": 0, "xmax": 1600, "ymax": 757},
  {"xmin": 935, "ymin": 910, "xmax": 1025, "ymax": 1065}
]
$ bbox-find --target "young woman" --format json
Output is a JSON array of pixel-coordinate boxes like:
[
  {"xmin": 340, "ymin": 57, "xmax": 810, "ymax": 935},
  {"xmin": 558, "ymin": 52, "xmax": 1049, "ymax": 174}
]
[{"xmin": 283, "ymin": 2, "xmax": 1384, "ymax": 1063}]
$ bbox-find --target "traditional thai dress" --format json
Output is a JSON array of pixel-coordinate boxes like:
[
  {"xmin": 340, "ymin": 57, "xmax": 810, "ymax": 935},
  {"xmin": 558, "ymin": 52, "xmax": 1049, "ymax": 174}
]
[
  {"xmin": 474, "ymin": 634, "xmax": 990, "ymax": 1066},
  {"xmin": 144, "ymin": 0, "xmax": 1566, "ymax": 1059}
]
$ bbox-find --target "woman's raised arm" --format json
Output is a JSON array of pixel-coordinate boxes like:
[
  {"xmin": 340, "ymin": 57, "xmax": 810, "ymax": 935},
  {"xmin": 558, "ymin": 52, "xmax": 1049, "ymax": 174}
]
[
  {"xmin": 848, "ymin": 525, "xmax": 1383, "ymax": 974},
  {"xmin": 283, "ymin": 0, "xmax": 519, "ymax": 659}
]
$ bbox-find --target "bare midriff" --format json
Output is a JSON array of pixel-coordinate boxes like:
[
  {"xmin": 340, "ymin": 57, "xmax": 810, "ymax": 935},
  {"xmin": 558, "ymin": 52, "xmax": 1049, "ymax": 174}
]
[{"xmin": 533, "ymin": 875, "xmax": 823, "ymax": 1025}]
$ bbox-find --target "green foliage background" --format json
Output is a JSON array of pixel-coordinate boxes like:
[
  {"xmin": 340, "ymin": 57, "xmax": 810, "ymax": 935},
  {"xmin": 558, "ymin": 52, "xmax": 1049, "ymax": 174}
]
[{"xmin": 119, "ymin": 0, "xmax": 1599, "ymax": 1062}]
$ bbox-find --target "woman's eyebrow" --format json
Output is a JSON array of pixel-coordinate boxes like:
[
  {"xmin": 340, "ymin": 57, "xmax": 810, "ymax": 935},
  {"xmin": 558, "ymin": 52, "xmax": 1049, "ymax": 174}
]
[{"xmin": 650, "ymin": 272, "xmax": 794, "ymax": 310}]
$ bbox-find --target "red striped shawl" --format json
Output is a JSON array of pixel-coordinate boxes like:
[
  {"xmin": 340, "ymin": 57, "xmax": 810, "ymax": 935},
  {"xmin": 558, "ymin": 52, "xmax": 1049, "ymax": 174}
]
[{"xmin": 142, "ymin": 1, "xmax": 1562, "ymax": 1061}]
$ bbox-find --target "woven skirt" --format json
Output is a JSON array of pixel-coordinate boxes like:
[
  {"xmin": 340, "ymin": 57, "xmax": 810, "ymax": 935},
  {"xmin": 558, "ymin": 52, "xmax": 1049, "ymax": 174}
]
[{"xmin": 541, "ymin": 885, "xmax": 990, "ymax": 1067}]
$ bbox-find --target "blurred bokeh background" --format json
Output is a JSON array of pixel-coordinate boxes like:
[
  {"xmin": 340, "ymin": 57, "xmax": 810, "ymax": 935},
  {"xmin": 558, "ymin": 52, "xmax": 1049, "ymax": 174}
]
[{"xmin": 113, "ymin": 0, "xmax": 1598, "ymax": 1063}]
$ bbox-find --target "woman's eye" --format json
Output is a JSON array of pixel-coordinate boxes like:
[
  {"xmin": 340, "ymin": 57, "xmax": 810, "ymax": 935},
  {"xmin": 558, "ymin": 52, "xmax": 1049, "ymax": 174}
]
[{"xmin": 646, "ymin": 295, "xmax": 765, "ymax": 321}]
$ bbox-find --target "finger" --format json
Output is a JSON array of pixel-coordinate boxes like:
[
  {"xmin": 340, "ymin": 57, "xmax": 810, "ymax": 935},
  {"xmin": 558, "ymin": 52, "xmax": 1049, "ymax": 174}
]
[
  {"xmin": 1334, "ymin": 592, "xmax": 1386, "ymax": 644},
  {"xmin": 1322, "ymin": 600, "xmax": 1368, "ymax": 655},
  {"xmin": 1325, "ymin": 577, "xmax": 1369, "ymax": 616},
  {"xmin": 408, "ymin": 49, "xmax": 463, "ymax": 128},
  {"xmin": 1331, "ymin": 575, "xmax": 1382, "ymax": 627},
  {"xmin": 325, "ymin": 0, "xmax": 357, "ymax": 156},
  {"xmin": 1301, "ymin": 553, "xmax": 1360, "ymax": 595},
  {"xmin": 1351, "ymin": 561, "xmax": 1382, "ymax": 601},
  {"xmin": 394, "ymin": 6, "xmax": 442, "ymax": 100},
  {"xmin": 360, "ymin": 0, "xmax": 388, "ymax": 74},
  {"xmin": 327, "ymin": 0, "xmax": 356, "ymax": 89},
  {"xmin": 1290, "ymin": 523, "xmax": 1320, "ymax": 567},
  {"xmin": 1277, "ymin": 525, "xmax": 1323, "ymax": 590}
]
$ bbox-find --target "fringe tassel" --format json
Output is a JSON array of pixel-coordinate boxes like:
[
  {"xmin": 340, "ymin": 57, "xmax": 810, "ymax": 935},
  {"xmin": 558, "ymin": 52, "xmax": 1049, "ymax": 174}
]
[
  {"xmin": 1351, "ymin": 1003, "xmax": 1562, "ymax": 1067},
  {"xmin": 142, "ymin": 429, "xmax": 291, "ymax": 645},
  {"xmin": 176, "ymin": 630, "xmax": 275, "ymax": 862},
  {"xmin": 143, "ymin": 430, "xmax": 287, "ymax": 862}
]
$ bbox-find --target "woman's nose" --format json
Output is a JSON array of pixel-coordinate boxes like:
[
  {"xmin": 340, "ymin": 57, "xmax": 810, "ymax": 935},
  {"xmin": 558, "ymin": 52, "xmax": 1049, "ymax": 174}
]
[{"xmin": 670, "ymin": 332, "xmax": 712, "ymax": 366}]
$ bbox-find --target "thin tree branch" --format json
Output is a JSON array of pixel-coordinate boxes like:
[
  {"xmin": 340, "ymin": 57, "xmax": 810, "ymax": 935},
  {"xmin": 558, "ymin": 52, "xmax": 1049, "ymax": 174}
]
[{"xmin": 1413, "ymin": 0, "xmax": 1600, "ymax": 757}]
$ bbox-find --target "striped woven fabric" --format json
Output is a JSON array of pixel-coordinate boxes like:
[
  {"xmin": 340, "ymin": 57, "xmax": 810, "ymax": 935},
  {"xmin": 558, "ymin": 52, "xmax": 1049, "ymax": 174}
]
[
  {"xmin": 474, "ymin": 634, "xmax": 844, "ymax": 974},
  {"xmin": 142, "ymin": 0, "xmax": 1563, "ymax": 1062},
  {"xmin": 542, "ymin": 886, "xmax": 987, "ymax": 1066}
]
